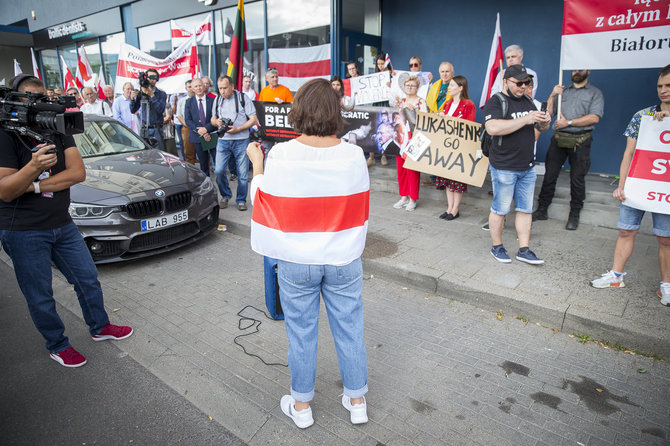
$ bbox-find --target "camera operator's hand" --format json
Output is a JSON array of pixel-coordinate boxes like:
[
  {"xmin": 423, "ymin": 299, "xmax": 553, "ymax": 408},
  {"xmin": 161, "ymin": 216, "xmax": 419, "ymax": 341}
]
[
  {"xmin": 140, "ymin": 86, "xmax": 154, "ymax": 97},
  {"xmin": 131, "ymin": 90, "xmax": 139, "ymax": 100},
  {"xmin": 30, "ymin": 144, "xmax": 58, "ymax": 172}
]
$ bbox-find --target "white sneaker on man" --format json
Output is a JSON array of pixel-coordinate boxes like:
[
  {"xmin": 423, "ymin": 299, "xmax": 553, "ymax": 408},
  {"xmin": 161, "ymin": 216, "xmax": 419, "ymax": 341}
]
[
  {"xmin": 280, "ymin": 395, "xmax": 313, "ymax": 429},
  {"xmin": 590, "ymin": 270, "xmax": 626, "ymax": 288},
  {"xmin": 341, "ymin": 395, "xmax": 368, "ymax": 424},
  {"xmin": 659, "ymin": 282, "xmax": 670, "ymax": 306}
]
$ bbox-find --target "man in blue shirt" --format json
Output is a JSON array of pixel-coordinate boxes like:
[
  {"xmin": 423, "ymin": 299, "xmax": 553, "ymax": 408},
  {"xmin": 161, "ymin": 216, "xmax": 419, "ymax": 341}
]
[
  {"xmin": 130, "ymin": 68, "xmax": 167, "ymax": 149},
  {"xmin": 112, "ymin": 82, "xmax": 138, "ymax": 131}
]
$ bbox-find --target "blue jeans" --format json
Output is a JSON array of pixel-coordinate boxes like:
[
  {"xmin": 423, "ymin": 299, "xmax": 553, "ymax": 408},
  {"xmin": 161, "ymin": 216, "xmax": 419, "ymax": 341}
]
[
  {"xmin": 214, "ymin": 138, "xmax": 250, "ymax": 204},
  {"xmin": 277, "ymin": 258, "xmax": 368, "ymax": 402},
  {"xmin": 0, "ymin": 222, "xmax": 110, "ymax": 353},
  {"xmin": 490, "ymin": 165, "xmax": 536, "ymax": 215},
  {"xmin": 618, "ymin": 203, "xmax": 670, "ymax": 237}
]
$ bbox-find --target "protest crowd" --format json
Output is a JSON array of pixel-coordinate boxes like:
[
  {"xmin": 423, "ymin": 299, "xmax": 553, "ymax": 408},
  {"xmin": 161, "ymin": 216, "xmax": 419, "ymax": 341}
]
[{"xmin": 3, "ymin": 1, "xmax": 670, "ymax": 431}]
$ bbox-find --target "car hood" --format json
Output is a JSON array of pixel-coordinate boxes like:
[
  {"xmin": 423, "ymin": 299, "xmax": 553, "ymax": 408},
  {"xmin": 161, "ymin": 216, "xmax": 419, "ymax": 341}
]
[{"xmin": 71, "ymin": 149, "xmax": 207, "ymax": 204}]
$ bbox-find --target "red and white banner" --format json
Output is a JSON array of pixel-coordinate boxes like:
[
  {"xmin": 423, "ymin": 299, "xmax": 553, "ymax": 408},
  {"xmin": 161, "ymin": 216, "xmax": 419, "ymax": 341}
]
[
  {"xmin": 562, "ymin": 0, "xmax": 670, "ymax": 69},
  {"xmin": 250, "ymin": 141, "xmax": 369, "ymax": 265},
  {"xmin": 59, "ymin": 55, "xmax": 77, "ymax": 90},
  {"xmin": 30, "ymin": 48, "xmax": 42, "ymax": 81},
  {"xmin": 268, "ymin": 43, "xmax": 330, "ymax": 92},
  {"xmin": 171, "ymin": 13, "xmax": 213, "ymax": 47},
  {"xmin": 624, "ymin": 116, "xmax": 670, "ymax": 214},
  {"xmin": 479, "ymin": 13, "xmax": 503, "ymax": 108},
  {"xmin": 115, "ymin": 37, "xmax": 199, "ymax": 95},
  {"xmin": 97, "ymin": 66, "xmax": 106, "ymax": 100},
  {"xmin": 75, "ymin": 46, "xmax": 94, "ymax": 89}
]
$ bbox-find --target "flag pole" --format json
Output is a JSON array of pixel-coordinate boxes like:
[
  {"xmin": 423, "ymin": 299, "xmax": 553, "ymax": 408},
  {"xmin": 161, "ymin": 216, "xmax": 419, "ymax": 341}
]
[
  {"xmin": 557, "ymin": 69, "xmax": 563, "ymax": 119},
  {"xmin": 499, "ymin": 60, "xmax": 503, "ymax": 88}
]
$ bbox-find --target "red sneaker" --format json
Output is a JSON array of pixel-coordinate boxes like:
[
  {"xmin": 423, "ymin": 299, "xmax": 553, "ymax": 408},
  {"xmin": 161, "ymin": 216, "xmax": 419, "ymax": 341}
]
[
  {"xmin": 50, "ymin": 347, "xmax": 87, "ymax": 368},
  {"xmin": 92, "ymin": 323, "xmax": 133, "ymax": 341}
]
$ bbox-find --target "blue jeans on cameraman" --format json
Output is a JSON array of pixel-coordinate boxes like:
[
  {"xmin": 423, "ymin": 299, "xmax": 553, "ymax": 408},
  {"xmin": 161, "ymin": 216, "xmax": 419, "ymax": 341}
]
[
  {"xmin": 214, "ymin": 138, "xmax": 249, "ymax": 204},
  {"xmin": 0, "ymin": 222, "xmax": 110, "ymax": 354},
  {"xmin": 277, "ymin": 258, "xmax": 368, "ymax": 402}
]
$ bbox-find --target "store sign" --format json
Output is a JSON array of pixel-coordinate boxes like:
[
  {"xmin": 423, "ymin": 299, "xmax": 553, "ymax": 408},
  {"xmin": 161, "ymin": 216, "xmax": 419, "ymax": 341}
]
[
  {"xmin": 197, "ymin": 0, "xmax": 217, "ymax": 5},
  {"xmin": 33, "ymin": 8, "xmax": 122, "ymax": 49},
  {"xmin": 48, "ymin": 21, "xmax": 86, "ymax": 39}
]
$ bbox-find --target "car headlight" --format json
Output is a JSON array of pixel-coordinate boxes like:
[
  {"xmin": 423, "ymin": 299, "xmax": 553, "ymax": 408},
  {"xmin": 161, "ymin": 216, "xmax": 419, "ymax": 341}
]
[
  {"xmin": 194, "ymin": 176, "xmax": 214, "ymax": 195},
  {"xmin": 69, "ymin": 203, "xmax": 119, "ymax": 219}
]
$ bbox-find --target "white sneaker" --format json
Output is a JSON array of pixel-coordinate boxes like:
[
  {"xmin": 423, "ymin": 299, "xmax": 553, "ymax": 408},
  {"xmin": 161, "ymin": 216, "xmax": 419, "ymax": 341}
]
[
  {"xmin": 405, "ymin": 201, "xmax": 417, "ymax": 212},
  {"xmin": 280, "ymin": 395, "xmax": 313, "ymax": 429},
  {"xmin": 341, "ymin": 395, "xmax": 368, "ymax": 424},
  {"xmin": 590, "ymin": 270, "xmax": 626, "ymax": 288},
  {"xmin": 393, "ymin": 199, "xmax": 408, "ymax": 209},
  {"xmin": 659, "ymin": 282, "xmax": 670, "ymax": 306}
]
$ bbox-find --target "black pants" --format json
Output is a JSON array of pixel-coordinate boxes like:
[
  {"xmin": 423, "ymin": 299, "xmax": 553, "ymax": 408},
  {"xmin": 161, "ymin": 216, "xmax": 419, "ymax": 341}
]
[{"xmin": 538, "ymin": 134, "xmax": 592, "ymax": 211}]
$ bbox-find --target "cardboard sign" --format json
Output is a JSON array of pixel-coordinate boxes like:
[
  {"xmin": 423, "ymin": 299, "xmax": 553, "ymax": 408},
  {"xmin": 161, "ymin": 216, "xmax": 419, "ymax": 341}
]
[
  {"xmin": 623, "ymin": 115, "xmax": 670, "ymax": 214},
  {"xmin": 403, "ymin": 112, "xmax": 489, "ymax": 187},
  {"xmin": 347, "ymin": 72, "xmax": 391, "ymax": 105}
]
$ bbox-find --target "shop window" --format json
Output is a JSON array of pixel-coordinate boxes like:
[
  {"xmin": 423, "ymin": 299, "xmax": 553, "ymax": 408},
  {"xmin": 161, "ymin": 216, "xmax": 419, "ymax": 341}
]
[
  {"xmin": 40, "ymin": 49, "xmax": 61, "ymax": 90},
  {"xmin": 101, "ymin": 33, "xmax": 125, "ymax": 87},
  {"xmin": 138, "ymin": 21, "xmax": 171, "ymax": 59}
]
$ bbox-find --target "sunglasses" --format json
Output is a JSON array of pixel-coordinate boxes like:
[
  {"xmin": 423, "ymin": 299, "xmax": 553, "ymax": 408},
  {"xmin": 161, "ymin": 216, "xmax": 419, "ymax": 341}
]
[
  {"xmin": 509, "ymin": 80, "xmax": 531, "ymax": 87},
  {"xmin": 409, "ymin": 63, "xmax": 420, "ymax": 68}
]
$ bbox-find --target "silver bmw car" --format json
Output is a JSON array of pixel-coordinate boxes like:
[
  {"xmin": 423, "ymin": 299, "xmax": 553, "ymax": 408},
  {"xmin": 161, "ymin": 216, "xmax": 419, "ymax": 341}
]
[{"xmin": 70, "ymin": 115, "xmax": 219, "ymax": 263}]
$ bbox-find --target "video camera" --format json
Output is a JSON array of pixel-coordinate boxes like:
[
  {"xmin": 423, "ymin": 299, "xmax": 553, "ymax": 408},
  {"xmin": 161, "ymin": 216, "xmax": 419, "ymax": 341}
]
[
  {"xmin": 0, "ymin": 87, "xmax": 84, "ymax": 147},
  {"xmin": 138, "ymin": 71, "xmax": 159, "ymax": 89}
]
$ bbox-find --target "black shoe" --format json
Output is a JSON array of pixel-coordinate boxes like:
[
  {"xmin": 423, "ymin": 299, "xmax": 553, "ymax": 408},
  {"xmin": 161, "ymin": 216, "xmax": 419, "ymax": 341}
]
[
  {"xmin": 532, "ymin": 207, "xmax": 548, "ymax": 221},
  {"xmin": 446, "ymin": 212, "xmax": 460, "ymax": 221},
  {"xmin": 566, "ymin": 211, "xmax": 580, "ymax": 230},
  {"xmin": 439, "ymin": 212, "xmax": 449, "ymax": 219}
]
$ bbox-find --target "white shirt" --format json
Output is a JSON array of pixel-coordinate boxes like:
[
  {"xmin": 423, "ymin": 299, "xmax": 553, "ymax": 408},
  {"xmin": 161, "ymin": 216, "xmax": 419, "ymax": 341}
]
[{"xmin": 80, "ymin": 99, "xmax": 112, "ymax": 117}]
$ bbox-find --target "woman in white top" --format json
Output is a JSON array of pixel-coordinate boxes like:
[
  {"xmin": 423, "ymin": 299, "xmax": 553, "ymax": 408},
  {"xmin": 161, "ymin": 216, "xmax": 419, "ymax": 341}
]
[{"xmin": 247, "ymin": 79, "xmax": 370, "ymax": 430}]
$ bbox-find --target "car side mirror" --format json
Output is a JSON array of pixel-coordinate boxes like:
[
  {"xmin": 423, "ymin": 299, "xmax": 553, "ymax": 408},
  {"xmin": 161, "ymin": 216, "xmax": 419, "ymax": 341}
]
[{"xmin": 146, "ymin": 137, "xmax": 160, "ymax": 148}]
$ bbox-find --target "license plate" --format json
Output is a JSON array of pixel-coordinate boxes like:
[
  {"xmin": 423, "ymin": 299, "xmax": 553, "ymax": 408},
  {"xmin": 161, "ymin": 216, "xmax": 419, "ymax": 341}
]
[{"xmin": 141, "ymin": 210, "xmax": 188, "ymax": 232}]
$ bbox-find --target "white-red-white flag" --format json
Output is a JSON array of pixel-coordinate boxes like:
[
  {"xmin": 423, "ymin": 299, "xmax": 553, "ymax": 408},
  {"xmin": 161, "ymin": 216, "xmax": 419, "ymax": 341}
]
[
  {"xmin": 268, "ymin": 43, "xmax": 330, "ymax": 92},
  {"xmin": 171, "ymin": 13, "xmax": 213, "ymax": 47},
  {"xmin": 30, "ymin": 48, "xmax": 42, "ymax": 81},
  {"xmin": 479, "ymin": 13, "xmax": 504, "ymax": 108},
  {"xmin": 97, "ymin": 66, "xmax": 106, "ymax": 100},
  {"xmin": 60, "ymin": 55, "xmax": 77, "ymax": 90},
  {"xmin": 75, "ymin": 46, "xmax": 94, "ymax": 89},
  {"xmin": 13, "ymin": 59, "xmax": 23, "ymax": 76},
  {"xmin": 250, "ymin": 140, "xmax": 369, "ymax": 265},
  {"xmin": 383, "ymin": 53, "xmax": 391, "ymax": 69}
]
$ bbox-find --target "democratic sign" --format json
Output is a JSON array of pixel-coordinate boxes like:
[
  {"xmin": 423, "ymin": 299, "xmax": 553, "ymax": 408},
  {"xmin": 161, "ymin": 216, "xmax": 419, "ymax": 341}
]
[
  {"xmin": 623, "ymin": 115, "xmax": 670, "ymax": 214},
  {"xmin": 561, "ymin": 0, "xmax": 670, "ymax": 69},
  {"xmin": 402, "ymin": 112, "xmax": 489, "ymax": 187}
]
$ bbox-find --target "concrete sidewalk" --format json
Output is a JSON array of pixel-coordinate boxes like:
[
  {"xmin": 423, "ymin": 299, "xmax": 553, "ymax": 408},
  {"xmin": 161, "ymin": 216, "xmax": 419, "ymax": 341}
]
[{"xmin": 222, "ymin": 162, "xmax": 670, "ymax": 358}]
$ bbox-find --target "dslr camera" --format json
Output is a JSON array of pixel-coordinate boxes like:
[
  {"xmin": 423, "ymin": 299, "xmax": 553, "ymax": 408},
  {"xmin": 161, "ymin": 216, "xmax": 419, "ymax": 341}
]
[
  {"xmin": 216, "ymin": 117, "xmax": 234, "ymax": 137},
  {"xmin": 0, "ymin": 86, "xmax": 84, "ymax": 147}
]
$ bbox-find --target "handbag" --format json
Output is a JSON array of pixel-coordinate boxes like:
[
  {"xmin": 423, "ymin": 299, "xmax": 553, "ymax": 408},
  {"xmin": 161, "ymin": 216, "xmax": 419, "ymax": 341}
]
[{"xmin": 554, "ymin": 131, "xmax": 591, "ymax": 149}]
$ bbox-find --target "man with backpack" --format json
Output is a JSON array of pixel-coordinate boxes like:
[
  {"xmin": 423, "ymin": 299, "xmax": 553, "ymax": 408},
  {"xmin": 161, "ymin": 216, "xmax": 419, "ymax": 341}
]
[
  {"xmin": 212, "ymin": 75, "xmax": 258, "ymax": 211},
  {"xmin": 483, "ymin": 65, "xmax": 551, "ymax": 264}
]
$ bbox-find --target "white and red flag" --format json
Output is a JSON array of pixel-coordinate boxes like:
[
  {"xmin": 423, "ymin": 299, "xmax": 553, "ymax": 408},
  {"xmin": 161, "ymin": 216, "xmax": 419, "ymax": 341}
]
[
  {"xmin": 13, "ymin": 59, "xmax": 22, "ymax": 76},
  {"xmin": 75, "ymin": 46, "xmax": 94, "ymax": 89},
  {"xmin": 479, "ymin": 13, "xmax": 503, "ymax": 108},
  {"xmin": 59, "ymin": 55, "xmax": 77, "ymax": 90},
  {"xmin": 383, "ymin": 53, "xmax": 391, "ymax": 69},
  {"xmin": 96, "ymin": 66, "xmax": 106, "ymax": 100},
  {"xmin": 561, "ymin": 0, "xmax": 670, "ymax": 70},
  {"xmin": 115, "ymin": 37, "xmax": 199, "ymax": 95},
  {"xmin": 171, "ymin": 13, "xmax": 213, "ymax": 47},
  {"xmin": 250, "ymin": 140, "xmax": 369, "ymax": 265},
  {"xmin": 30, "ymin": 48, "xmax": 42, "ymax": 80},
  {"xmin": 268, "ymin": 43, "xmax": 330, "ymax": 92},
  {"xmin": 624, "ymin": 116, "xmax": 670, "ymax": 214}
]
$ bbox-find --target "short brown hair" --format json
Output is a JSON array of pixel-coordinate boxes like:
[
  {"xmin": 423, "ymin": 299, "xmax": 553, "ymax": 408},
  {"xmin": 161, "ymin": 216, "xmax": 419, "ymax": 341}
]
[{"xmin": 288, "ymin": 79, "xmax": 344, "ymax": 136}]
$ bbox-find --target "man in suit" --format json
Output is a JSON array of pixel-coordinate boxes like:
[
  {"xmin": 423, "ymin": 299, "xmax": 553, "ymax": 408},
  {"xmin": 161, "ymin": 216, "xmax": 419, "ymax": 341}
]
[{"xmin": 185, "ymin": 78, "xmax": 217, "ymax": 174}]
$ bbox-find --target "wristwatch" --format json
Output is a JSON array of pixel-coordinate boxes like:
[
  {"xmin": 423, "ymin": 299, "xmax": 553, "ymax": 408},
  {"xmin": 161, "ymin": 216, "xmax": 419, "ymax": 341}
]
[
  {"xmin": 33, "ymin": 181, "xmax": 41, "ymax": 194},
  {"xmin": 568, "ymin": 120, "xmax": 573, "ymax": 126}
]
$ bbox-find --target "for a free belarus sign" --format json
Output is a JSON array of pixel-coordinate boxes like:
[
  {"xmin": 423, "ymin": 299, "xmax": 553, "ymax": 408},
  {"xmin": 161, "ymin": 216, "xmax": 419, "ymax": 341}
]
[
  {"xmin": 561, "ymin": 0, "xmax": 670, "ymax": 69},
  {"xmin": 624, "ymin": 115, "xmax": 670, "ymax": 214}
]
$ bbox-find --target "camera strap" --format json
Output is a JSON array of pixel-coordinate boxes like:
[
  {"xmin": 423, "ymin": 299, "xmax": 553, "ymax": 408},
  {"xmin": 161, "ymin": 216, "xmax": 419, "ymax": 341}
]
[{"xmin": 214, "ymin": 91, "xmax": 248, "ymax": 121}]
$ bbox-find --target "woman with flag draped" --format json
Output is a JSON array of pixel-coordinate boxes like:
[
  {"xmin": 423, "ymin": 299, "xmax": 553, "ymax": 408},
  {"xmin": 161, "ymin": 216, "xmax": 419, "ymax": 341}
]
[{"xmin": 247, "ymin": 78, "xmax": 370, "ymax": 429}]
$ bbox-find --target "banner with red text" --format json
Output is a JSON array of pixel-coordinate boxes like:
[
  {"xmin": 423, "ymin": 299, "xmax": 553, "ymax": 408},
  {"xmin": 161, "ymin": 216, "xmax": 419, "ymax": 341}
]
[
  {"xmin": 624, "ymin": 116, "xmax": 670, "ymax": 214},
  {"xmin": 115, "ymin": 37, "xmax": 199, "ymax": 95},
  {"xmin": 561, "ymin": 0, "xmax": 670, "ymax": 69}
]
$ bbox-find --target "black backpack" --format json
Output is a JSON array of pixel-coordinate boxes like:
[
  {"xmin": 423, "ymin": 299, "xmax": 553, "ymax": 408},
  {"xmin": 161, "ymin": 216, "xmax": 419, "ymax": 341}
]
[{"xmin": 479, "ymin": 92, "xmax": 508, "ymax": 158}]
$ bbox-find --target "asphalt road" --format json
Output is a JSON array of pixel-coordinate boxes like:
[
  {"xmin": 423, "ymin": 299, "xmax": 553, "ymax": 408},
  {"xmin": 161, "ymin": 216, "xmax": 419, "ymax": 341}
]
[{"xmin": 0, "ymin": 260, "xmax": 246, "ymax": 446}]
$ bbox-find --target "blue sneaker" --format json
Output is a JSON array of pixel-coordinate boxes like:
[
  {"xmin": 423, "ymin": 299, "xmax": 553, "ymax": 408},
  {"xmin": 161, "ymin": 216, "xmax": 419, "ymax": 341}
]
[
  {"xmin": 516, "ymin": 248, "xmax": 544, "ymax": 265},
  {"xmin": 491, "ymin": 245, "xmax": 511, "ymax": 263}
]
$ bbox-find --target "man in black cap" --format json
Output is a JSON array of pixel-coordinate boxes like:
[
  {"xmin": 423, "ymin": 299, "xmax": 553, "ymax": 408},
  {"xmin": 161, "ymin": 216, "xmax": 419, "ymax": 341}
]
[{"xmin": 483, "ymin": 65, "xmax": 551, "ymax": 265}]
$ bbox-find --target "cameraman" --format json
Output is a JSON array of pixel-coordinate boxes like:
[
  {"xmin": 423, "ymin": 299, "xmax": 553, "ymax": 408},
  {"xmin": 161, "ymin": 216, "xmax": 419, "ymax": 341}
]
[
  {"xmin": 211, "ymin": 75, "xmax": 257, "ymax": 211},
  {"xmin": 130, "ymin": 68, "xmax": 167, "ymax": 150},
  {"xmin": 0, "ymin": 75, "xmax": 132, "ymax": 368}
]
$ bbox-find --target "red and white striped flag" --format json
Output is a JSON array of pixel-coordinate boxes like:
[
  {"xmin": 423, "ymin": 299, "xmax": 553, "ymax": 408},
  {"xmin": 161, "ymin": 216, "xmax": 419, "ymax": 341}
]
[
  {"xmin": 268, "ymin": 43, "xmax": 330, "ymax": 92},
  {"xmin": 30, "ymin": 48, "xmax": 42, "ymax": 80},
  {"xmin": 13, "ymin": 59, "xmax": 23, "ymax": 76},
  {"xmin": 75, "ymin": 46, "xmax": 94, "ymax": 89},
  {"xmin": 383, "ymin": 53, "xmax": 391, "ymax": 69},
  {"xmin": 171, "ymin": 13, "xmax": 213, "ymax": 47},
  {"xmin": 479, "ymin": 13, "xmax": 504, "ymax": 108},
  {"xmin": 96, "ymin": 66, "xmax": 106, "ymax": 100},
  {"xmin": 60, "ymin": 55, "xmax": 77, "ymax": 90},
  {"xmin": 250, "ymin": 140, "xmax": 369, "ymax": 265}
]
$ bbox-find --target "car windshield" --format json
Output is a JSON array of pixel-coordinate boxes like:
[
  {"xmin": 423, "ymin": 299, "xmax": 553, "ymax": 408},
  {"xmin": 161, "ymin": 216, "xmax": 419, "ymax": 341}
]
[{"xmin": 73, "ymin": 120, "xmax": 146, "ymax": 158}]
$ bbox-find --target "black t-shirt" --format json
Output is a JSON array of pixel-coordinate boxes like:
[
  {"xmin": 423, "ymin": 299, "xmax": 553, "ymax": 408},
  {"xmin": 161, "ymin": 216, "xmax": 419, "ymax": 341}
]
[
  {"xmin": 0, "ymin": 130, "xmax": 75, "ymax": 230},
  {"xmin": 483, "ymin": 93, "xmax": 538, "ymax": 171}
]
